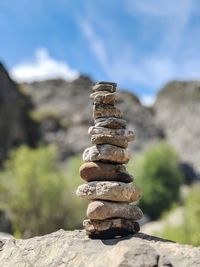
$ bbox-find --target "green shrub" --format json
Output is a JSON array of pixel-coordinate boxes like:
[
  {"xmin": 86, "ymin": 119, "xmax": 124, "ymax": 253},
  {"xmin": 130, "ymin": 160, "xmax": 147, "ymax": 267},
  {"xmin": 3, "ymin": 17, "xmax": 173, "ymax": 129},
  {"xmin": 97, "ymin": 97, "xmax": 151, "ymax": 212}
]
[
  {"xmin": 158, "ymin": 184, "xmax": 200, "ymax": 246},
  {"xmin": 128, "ymin": 142, "xmax": 184, "ymax": 219},
  {"xmin": 0, "ymin": 146, "xmax": 86, "ymax": 238}
]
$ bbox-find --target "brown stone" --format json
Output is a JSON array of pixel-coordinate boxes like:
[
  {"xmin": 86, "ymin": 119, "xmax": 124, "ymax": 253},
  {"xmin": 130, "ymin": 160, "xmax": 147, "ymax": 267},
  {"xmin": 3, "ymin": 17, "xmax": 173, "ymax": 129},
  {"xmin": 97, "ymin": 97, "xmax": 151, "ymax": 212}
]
[
  {"xmin": 93, "ymin": 104, "xmax": 123, "ymax": 119},
  {"xmin": 90, "ymin": 92, "xmax": 116, "ymax": 105},
  {"xmin": 82, "ymin": 144, "xmax": 130, "ymax": 164},
  {"xmin": 79, "ymin": 162, "xmax": 133, "ymax": 183},
  {"xmin": 83, "ymin": 218, "xmax": 140, "ymax": 239},
  {"xmin": 87, "ymin": 201, "xmax": 143, "ymax": 220},
  {"xmin": 95, "ymin": 117, "xmax": 127, "ymax": 129},
  {"xmin": 76, "ymin": 181, "xmax": 141, "ymax": 202}
]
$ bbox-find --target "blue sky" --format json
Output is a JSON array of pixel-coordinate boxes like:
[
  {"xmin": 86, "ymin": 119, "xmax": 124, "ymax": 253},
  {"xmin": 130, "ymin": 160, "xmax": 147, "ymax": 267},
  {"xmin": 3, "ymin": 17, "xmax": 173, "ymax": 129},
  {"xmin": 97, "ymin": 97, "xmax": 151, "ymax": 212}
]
[{"xmin": 0, "ymin": 0, "xmax": 200, "ymax": 104}]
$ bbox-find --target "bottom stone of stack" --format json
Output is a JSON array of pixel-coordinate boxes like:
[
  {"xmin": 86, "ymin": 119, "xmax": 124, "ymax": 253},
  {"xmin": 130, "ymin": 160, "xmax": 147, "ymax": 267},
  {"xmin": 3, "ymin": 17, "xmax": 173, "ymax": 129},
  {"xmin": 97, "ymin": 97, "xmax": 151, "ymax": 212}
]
[{"xmin": 83, "ymin": 218, "xmax": 140, "ymax": 239}]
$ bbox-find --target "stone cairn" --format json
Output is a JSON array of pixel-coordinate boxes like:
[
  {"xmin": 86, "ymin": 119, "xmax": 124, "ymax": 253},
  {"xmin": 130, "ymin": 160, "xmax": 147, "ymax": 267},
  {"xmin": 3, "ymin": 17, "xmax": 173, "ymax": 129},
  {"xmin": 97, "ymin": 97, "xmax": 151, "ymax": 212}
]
[{"xmin": 76, "ymin": 81, "xmax": 143, "ymax": 239}]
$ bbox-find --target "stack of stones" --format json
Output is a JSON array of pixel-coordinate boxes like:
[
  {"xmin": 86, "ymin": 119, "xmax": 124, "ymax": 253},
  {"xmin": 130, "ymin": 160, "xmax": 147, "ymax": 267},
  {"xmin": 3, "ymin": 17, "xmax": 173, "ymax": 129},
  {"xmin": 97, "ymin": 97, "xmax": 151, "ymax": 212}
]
[{"xmin": 76, "ymin": 81, "xmax": 143, "ymax": 239}]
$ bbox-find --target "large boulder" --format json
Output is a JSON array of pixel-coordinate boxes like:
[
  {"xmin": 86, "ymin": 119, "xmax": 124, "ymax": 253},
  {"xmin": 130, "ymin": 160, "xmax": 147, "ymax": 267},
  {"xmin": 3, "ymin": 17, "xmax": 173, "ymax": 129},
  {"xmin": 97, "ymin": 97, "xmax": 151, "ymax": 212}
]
[{"xmin": 0, "ymin": 230, "xmax": 199, "ymax": 266}]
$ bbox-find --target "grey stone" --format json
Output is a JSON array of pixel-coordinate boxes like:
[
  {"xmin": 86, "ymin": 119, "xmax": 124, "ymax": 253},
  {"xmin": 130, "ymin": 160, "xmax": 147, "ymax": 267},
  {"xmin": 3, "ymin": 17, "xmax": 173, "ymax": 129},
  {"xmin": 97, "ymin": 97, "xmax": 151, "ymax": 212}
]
[
  {"xmin": 87, "ymin": 201, "xmax": 143, "ymax": 220},
  {"xmin": 76, "ymin": 181, "xmax": 141, "ymax": 202},
  {"xmin": 79, "ymin": 162, "xmax": 133, "ymax": 183},
  {"xmin": 82, "ymin": 144, "xmax": 131, "ymax": 164}
]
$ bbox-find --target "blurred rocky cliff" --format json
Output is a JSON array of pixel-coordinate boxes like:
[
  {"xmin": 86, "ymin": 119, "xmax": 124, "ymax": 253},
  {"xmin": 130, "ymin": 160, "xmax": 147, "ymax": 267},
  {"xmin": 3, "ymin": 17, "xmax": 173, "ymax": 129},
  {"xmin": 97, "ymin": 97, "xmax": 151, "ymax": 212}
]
[
  {"xmin": 0, "ymin": 64, "xmax": 40, "ymax": 166},
  {"xmin": 0, "ymin": 63, "xmax": 199, "ymax": 176}
]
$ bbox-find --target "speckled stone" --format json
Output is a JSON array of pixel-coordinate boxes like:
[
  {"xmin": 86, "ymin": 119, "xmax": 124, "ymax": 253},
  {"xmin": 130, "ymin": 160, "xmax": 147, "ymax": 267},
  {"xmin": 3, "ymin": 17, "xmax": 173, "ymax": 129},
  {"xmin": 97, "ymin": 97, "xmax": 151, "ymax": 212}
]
[
  {"xmin": 87, "ymin": 201, "xmax": 143, "ymax": 220},
  {"xmin": 76, "ymin": 181, "xmax": 141, "ymax": 202},
  {"xmin": 79, "ymin": 162, "xmax": 133, "ymax": 183},
  {"xmin": 93, "ymin": 104, "xmax": 123, "ymax": 119},
  {"xmin": 90, "ymin": 92, "xmax": 116, "ymax": 105},
  {"xmin": 82, "ymin": 144, "xmax": 130, "ymax": 164},
  {"xmin": 83, "ymin": 218, "xmax": 140, "ymax": 239}
]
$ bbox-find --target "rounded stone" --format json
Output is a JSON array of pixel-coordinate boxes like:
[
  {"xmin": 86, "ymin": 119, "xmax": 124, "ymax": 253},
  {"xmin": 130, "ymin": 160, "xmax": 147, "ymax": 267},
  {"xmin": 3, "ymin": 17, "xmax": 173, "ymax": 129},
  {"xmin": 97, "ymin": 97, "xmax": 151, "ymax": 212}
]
[
  {"xmin": 93, "ymin": 104, "xmax": 123, "ymax": 119},
  {"xmin": 90, "ymin": 92, "xmax": 116, "ymax": 105},
  {"xmin": 82, "ymin": 145, "xmax": 131, "ymax": 164},
  {"xmin": 79, "ymin": 162, "xmax": 133, "ymax": 183},
  {"xmin": 76, "ymin": 181, "xmax": 141, "ymax": 202},
  {"xmin": 83, "ymin": 218, "xmax": 140, "ymax": 239},
  {"xmin": 95, "ymin": 117, "xmax": 127, "ymax": 129},
  {"xmin": 87, "ymin": 201, "xmax": 143, "ymax": 221}
]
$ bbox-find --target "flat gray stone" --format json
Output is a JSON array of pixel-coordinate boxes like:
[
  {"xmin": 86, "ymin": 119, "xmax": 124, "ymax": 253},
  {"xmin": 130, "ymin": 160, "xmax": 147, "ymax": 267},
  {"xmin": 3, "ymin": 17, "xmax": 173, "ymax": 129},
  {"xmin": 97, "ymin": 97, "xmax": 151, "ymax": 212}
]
[
  {"xmin": 82, "ymin": 144, "xmax": 131, "ymax": 164},
  {"xmin": 87, "ymin": 201, "xmax": 143, "ymax": 220},
  {"xmin": 76, "ymin": 181, "xmax": 141, "ymax": 202},
  {"xmin": 95, "ymin": 117, "xmax": 127, "ymax": 129},
  {"xmin": 79, "ymin": 162, "xmax": 133, "ymax": 183},
  {"xmin": 83, "ymin": 218, "xmax": 140, "ymax": 239},
  {"xmin": 93, "ymin": 83, "xmax": 116, "ymax": 93}
]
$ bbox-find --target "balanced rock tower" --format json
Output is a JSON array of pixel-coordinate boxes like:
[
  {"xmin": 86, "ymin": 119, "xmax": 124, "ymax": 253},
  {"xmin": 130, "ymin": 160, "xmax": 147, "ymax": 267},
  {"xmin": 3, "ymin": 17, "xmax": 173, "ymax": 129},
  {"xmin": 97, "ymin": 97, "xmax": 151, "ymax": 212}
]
[{"xmin": 76, "ymin": 82, "xmax": 143, "ymax": 239}]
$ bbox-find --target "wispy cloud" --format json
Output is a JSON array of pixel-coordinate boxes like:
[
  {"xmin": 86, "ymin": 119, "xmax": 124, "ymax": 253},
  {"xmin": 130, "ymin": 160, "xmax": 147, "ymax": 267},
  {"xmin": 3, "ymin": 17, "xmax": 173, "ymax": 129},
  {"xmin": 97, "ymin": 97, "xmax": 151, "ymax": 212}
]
[
  {"xmin": 77, "ymin": 0, "xmax": 200, "ymax": 97},
  {"xmin": 10, "ymin": 48, "xmax": 79, "ymax": 83}
]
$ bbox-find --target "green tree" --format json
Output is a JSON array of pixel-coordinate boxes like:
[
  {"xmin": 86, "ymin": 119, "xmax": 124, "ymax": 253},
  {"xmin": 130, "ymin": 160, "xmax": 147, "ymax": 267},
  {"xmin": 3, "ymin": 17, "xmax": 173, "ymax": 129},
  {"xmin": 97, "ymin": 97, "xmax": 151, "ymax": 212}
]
[
  {"xmin": 0, "ymin": 146, "xmax": 86, "ymax": 238},
  {"xmin": 128, "ymin": 142, "xmax": 184, "ymax": 219}
]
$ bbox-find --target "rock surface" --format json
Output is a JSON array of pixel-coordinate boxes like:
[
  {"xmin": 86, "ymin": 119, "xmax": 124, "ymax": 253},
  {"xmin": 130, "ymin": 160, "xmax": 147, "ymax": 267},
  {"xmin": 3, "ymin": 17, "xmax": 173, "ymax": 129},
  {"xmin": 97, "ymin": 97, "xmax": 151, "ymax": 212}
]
[
  {"xmin": 87, "ymin": 201, "xmax": 143, "ymax": 220},
  {"xmin": 76, "ymin": 181, "xmax": 141, "ymax": 202},
  {"xmin": 0, "ymin": 230, "xmax": 199, "ymax": 267},
  {"xmin": 82, "ymin": 145, "xmax": 130, "ymax": 164},
  {"xmin": 79, "ymin": 162, "xmax": 133, "ymax": 183}
]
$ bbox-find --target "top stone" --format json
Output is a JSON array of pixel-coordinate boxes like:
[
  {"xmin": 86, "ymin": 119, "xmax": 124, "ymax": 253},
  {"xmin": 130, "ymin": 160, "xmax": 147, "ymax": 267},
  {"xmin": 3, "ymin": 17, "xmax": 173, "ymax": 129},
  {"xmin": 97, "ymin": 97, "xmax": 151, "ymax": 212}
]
[{"xmin": 93, "ymin": 82, "xmax": 117, "ymax": 93}]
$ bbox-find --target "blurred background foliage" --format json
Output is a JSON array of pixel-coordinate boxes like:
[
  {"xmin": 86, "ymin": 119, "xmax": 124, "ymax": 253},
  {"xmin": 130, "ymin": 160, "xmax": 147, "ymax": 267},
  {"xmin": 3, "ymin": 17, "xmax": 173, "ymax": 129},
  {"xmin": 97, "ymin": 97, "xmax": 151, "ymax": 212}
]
[
  {"xmin": 0, "ymin": 145, "xmax": 87, "ymax": 238},
  {"xmin": 0, "ymin": 142, "xmax": 199, "ymax": 247},
  {"xmin": 128, "ymin": 142, "xmax": 184, "ymax": 220}
]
